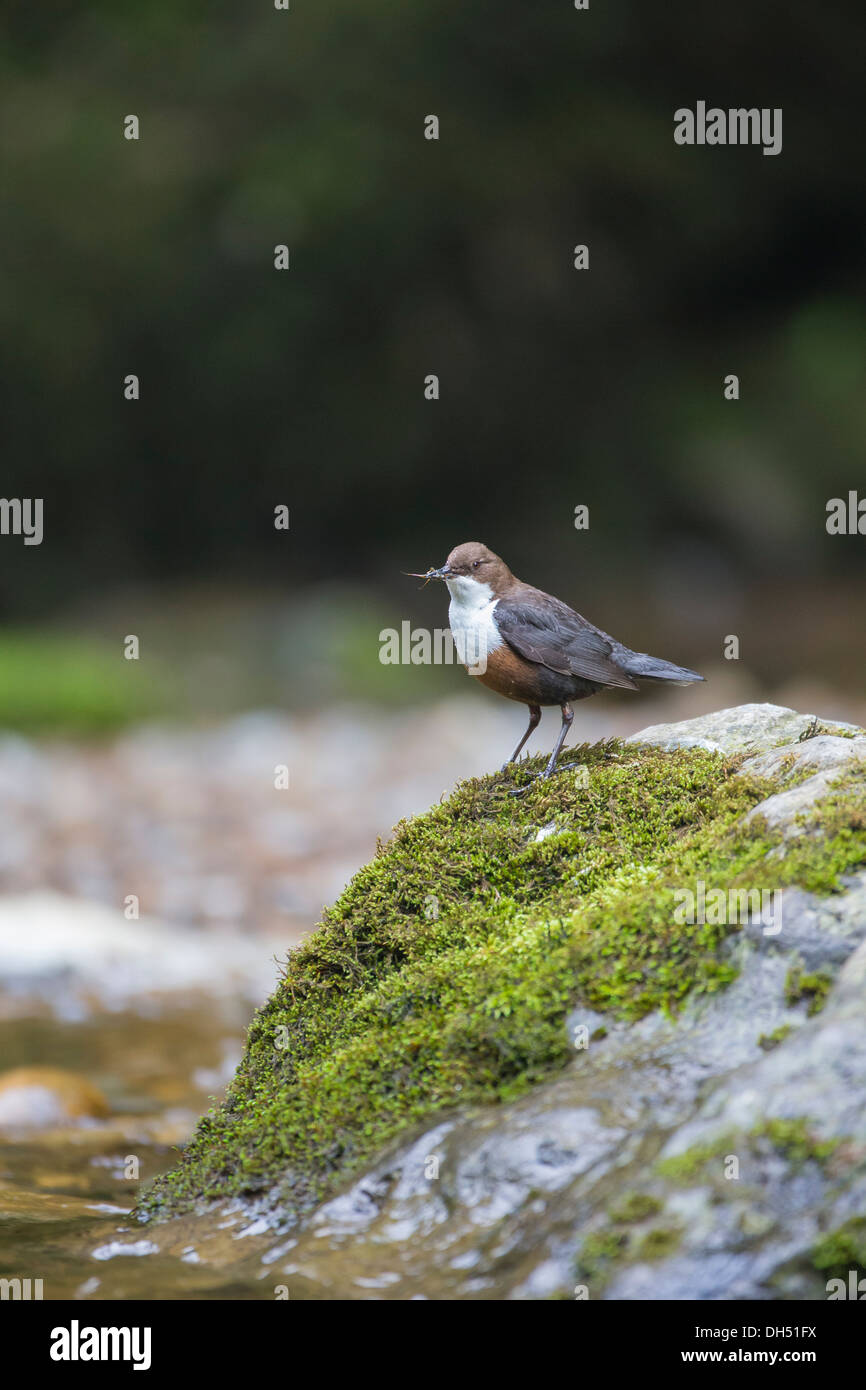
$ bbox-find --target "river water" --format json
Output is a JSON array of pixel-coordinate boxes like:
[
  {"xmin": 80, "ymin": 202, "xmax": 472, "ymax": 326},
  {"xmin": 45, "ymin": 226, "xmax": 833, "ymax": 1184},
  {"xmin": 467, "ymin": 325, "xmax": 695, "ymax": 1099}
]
[{"xmin": 0, "ymin": 1001, "xmax": 277, "ymax": 1299}]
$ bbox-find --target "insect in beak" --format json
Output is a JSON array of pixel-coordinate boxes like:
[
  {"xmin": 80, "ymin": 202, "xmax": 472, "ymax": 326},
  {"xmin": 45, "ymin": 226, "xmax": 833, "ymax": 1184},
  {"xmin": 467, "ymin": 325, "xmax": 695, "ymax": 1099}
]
[{"xmin": 402, "ymin": 566, "xmax": 449, "ymax": 587}]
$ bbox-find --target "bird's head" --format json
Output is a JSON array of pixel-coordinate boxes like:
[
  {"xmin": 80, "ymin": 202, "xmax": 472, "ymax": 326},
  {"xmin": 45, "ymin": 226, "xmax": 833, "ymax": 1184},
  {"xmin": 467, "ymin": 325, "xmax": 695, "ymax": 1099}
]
[{"xmin": 407, "ymin": 542, "xmax": 515, "ymax": 601}]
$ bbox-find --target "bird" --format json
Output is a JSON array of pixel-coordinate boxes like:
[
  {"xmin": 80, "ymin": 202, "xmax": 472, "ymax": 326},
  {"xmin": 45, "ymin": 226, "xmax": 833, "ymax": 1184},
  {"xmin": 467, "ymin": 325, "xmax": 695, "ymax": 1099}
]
[{"xmin": 408, "ymin": 541, "xmax": 705, "ymax": 778}]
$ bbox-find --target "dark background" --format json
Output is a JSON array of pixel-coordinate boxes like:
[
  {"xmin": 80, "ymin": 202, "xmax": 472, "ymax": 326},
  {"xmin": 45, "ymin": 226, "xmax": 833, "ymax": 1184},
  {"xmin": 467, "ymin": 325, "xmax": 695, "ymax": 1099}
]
[{"xmin": 1, "ymin": 0, "xmax": 864, "ymax": 725}]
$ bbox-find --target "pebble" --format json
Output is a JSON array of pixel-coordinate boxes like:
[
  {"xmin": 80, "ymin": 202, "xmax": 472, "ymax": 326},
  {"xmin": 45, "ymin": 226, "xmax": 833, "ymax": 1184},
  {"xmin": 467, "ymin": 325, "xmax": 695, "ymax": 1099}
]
[{"xmin": 0, "ymin": 1066, "xmax": 110, "ymax": 1128}]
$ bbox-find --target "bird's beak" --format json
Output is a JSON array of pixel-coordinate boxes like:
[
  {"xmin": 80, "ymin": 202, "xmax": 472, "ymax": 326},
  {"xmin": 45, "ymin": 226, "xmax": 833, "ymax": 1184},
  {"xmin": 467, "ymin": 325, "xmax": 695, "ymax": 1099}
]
[{"xmin": 403, "ymin": 563, "xmax": 452, "ymax": 581}]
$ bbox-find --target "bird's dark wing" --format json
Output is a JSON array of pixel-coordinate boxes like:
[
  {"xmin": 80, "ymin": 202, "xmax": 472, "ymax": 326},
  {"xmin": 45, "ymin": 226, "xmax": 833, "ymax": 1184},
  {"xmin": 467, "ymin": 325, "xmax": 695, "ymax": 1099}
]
[{"xmin": 494, "ymin": 592, "xmax": 639, "ymax": 690}]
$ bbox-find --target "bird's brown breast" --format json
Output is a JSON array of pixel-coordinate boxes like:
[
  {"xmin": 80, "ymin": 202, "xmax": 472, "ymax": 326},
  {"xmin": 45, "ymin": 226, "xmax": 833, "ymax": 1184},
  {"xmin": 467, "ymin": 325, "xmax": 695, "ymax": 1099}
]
[
  {"xmin": 474, "ymin": 643, "xmax": 544, "ymax": 703},
  {"xmin": 473, "ymin": 641, "xmax": 605, "ymax": 707}
]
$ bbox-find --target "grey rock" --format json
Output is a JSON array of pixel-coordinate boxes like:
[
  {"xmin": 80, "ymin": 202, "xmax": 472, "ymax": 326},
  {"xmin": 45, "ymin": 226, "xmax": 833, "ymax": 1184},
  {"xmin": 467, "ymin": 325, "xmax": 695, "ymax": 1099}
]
[
  {"xmin": 737, "ymin": 874, "xmax": 866, "ymax": 970},
  {"xmin": 742, "ymin": 734, "xmax": 866, "ymax": 782},
  {"xmin": 628, "ymin": 702, "xmax": 863, "ymax": 756},
  {"xmin": 746, "ymin": 770, "xmax": 860, "ymax": 836}
]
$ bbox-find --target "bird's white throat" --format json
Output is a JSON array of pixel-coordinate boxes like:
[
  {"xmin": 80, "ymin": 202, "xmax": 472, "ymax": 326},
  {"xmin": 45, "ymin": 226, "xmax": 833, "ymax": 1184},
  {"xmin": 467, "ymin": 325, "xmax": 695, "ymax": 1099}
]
[{"xmin": 445, "ymin": 575, "xmax": 503, "ymax": 672}]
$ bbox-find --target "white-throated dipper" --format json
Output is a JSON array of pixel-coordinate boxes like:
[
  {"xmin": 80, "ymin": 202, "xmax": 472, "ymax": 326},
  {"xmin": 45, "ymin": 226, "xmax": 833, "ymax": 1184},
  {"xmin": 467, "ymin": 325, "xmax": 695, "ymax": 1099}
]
[{"xmin": 408, "ymin": 541, "xmax": 705, "ymax": 778}]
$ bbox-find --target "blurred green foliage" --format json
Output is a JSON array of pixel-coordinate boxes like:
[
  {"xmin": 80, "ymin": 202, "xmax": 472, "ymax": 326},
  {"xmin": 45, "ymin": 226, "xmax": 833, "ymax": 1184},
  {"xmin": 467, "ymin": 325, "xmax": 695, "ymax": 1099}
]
[
  {"xmin": 1, "ymin": 0, "xmax": 864, "ymax": 625},
  {"xmin": 0, "ymin": 591, "xmax": 457, "ymax": 733},
  {"xmin": 0, "ymin": 632, "xmax": 168, "ymax": 733}
]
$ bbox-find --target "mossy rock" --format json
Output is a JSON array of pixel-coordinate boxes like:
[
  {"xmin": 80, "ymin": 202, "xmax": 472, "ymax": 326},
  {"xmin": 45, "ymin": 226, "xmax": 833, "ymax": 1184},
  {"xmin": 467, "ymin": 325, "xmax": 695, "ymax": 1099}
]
[
  {"xmin": 139, "ymin": 735, "xmax": 788, "ymax": 1221},
  {"xmin": 137, "ymin": 709, "xmax": 866, "ymax": 1235}
]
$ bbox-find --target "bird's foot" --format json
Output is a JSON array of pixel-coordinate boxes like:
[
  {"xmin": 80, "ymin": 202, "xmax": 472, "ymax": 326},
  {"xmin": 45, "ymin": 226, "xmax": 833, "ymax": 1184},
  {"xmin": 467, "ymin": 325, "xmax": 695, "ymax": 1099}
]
[
  {"xmin": 506, "ymin": 767, "xmax": 552, "ymax": 797},
  {"xmin": 505, "ymin": 761, "xmax": 587, "ymax": 796}
]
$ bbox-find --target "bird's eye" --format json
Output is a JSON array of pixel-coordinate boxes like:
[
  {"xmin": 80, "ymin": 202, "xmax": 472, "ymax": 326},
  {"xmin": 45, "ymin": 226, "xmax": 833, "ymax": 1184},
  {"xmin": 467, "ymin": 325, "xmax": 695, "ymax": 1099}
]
[{"xmin": 472, "ymin": 560, "xmax": 481, "ymax": 569}]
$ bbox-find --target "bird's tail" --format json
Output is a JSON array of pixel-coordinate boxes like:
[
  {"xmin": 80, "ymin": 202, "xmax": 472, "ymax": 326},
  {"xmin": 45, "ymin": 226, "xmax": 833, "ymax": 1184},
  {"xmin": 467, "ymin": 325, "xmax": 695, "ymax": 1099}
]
[{"xmin": 619, "ymin": 650, "xmax": 705, "ymax": 686}]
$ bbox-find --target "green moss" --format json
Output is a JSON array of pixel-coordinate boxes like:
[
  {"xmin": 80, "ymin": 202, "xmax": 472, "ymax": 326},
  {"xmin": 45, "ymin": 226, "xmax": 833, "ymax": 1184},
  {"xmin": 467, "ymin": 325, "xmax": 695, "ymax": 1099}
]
[
  {"xmin": 784, "ymin": 965, "xmax": 833, "ymax": 1016},
  {"xmin": 812, "ymin": 1220, "xmax": 866, "ymax": 1281},
  {"xmin": 655, "ymin": 1137, "xmax": 738, "ymax": 1185},
  {"xmin": 658, "ymin": 1118, "xmax": 840, "ymax": 1187},
  {"xmin": 797, "ymin": 718, "xmax": 862, "ymax": 742},
  {"xmin": 137, "ymin": 741, "xmax": 866, "ymax": 1222},
  {"xmin": 608, "ymin": 1191, "xmax": 663, "ymax": 1223},
  {"xmin": 575, "ymin": 1229, "xmax": 628, "ymax": 1282},
  {"xmin": 635, "ymin": 1225, "xmax": 683, "ymax": 1260},
  {"xmin": 754, "ymin": 1117, "xmax": 839, "ymax": 1166},
  {"xmin": 772, "ymin": 767, "xmax": 866, "ymax": 895},
  {"xmin": 576, "ymin": 1218, "xmax": 681, "ymax": 1288},
  {"xmin": 757, "ymin": 1025, "xmax": 792, "ymax": 1051}
]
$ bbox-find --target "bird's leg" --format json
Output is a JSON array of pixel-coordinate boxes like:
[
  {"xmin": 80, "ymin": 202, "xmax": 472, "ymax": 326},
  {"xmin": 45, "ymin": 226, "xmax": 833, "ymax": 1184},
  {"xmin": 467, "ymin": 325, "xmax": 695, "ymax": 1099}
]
[
  {"xmin": 501, "ymin": 703, "xmax": 541, "ymax": 771},
  {"xmin": 542, "ymin": 703, "xmax": 574, "ymax": 778}
]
